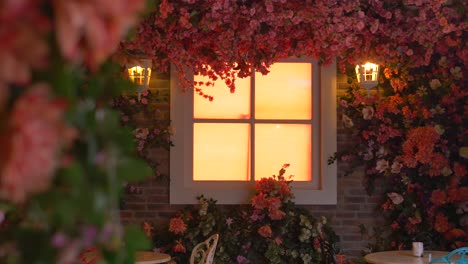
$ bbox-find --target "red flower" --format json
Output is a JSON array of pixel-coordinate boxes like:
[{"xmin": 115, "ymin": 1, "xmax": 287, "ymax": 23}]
[
  {"xmin": 143, "ymin": 221, "xmax": 154, "ymax": 238},
  {"xmin": 258, "ymin": 225, "xmax": 272, "ymax": 238},
  {"xmin": 278, "ymin": 181, "xmax": 291, "ymax": 198},
  {"xmin": 79, "ymin": 246, "xmax": 100, "ymax": 264},
  {"xmin": 434, "ymin": 213, "xmax": 450, "ymax": 233},
  {"xmin": 251, "ymin": 194, "xmax": 268, "ymax": 210},
  {"xmin": 402, "ymin": 126, "xmax": 440, "ymax": 168},
  {"xmin": 255, "ymin": 178, "xmax": 276, "ymax": 195},
  {"xmin": 430, "ymin": 189, "xmax": 447, "ymax": 206},
  {"xmin": 168, "ymin": 217, "xmax": 187, "ymax": 235},
  {"xmin": 444, "ymin": 228, "xmax": 466, "ymax": 241},
  {"xmin": 381, "ymin": 200, "xmax": 395, "ymax": 211},
  {"xmin": 173, "ymin": 239, "xmax": 186, "ymax": 253},
  {"xmin": 453, "ymin": 162, "xmax": 467, "ymax": 178},
  {"xmin": 268, "ymin": 209, "xmax": 285, "ymax": 220}
]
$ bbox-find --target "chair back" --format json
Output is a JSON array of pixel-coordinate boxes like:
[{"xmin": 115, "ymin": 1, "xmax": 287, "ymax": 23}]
[
  {"xmin": 429, "ymin": 247, "xmax": 468, "ymax": 264},
  {"xmin": 190, "ymin": 234, "xmax": 219, "ymax": 264}
]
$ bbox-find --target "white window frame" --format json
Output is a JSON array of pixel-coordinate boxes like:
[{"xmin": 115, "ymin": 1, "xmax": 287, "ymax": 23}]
[{"xmin": 170, "ymin": 58, "xmax": 337, "ymax": 204}]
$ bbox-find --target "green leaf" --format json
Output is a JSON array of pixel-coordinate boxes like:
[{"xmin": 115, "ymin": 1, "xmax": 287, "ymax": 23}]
[
  {"xmin": 124, "ymin": 225, "xmax": 151, "ymax": 252},
  {"xmin": 117, "ymin": 158, "xmax": 153, "ymax": 181}
]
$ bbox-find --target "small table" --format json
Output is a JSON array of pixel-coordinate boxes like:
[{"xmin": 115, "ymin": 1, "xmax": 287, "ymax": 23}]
[
  {"xmin": 364, "ymin": 250, "xmax": 451, "ymax": 264},
  {"xmin": 135, "ymin": 251, "xmax": 171, "ymax": 264}
]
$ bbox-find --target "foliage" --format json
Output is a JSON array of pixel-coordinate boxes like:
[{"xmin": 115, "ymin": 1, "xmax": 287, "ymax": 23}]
[
  {"xmin": 112, "ymin": 88, "xmax": 173, "ymax": 184},
  {"xmin": 333, "ymin": 23, "xmax": 467, "ymax": 251},
  {"xmin": 0, "ymin": 1, "xmax": 153, "ymax": 263},
  {"xmin": 1, "ymin": 0, "xmax": 466, "ymax": 262},
  {"xmin": 146, "ymin": 165, "xmax": 340, "ymax": 264}
]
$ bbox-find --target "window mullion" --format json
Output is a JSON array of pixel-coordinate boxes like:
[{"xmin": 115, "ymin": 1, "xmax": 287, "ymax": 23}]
[{"xmin": 250, "ymin": 70, "xmax": 255, "ymax": 182}]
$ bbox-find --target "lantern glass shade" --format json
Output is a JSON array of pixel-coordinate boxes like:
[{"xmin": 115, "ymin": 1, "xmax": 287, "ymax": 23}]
[
  {"xmin": 355, "ymin": 62, "xmax": 379, "ymax": 95},
  {"xmin": 126, "ymin": 59, "xmax": 152, "ymax": 91}
]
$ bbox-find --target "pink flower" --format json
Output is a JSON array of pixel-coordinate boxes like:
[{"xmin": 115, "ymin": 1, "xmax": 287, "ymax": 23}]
[
  {"xmin": 0, "ymin": 210, "xmax": 4, "ymax": 225},
  {"xmin": 391, "ymin": 161, "xmax": 403, "ymax": 173},
  {"xmin": 0, "ymin": 1, "xmax": 50, "ymax": 87},
  {"xmin": 342, "ymin": 114, "xmax": 354, "ymax": 128},
  {"xmin": 274, "ymin": 237, "xmax": 283, "ymax": 245},
  {"xmin": 387, "ymin": 192, "xmax": 404, "ymax": 205},
  {"xmin": 53, "ymin": 0, "xmax": 145, "ymax": 69},
  {"xmin": 258, "ymin": 225, "xmax": 272, "ymax": 238},
  {"xmin": 356, "ymin": 21, "xmax": 365, "ymax": 31},
  {"xmin": 376, "ymin": 159, "xmax": 389, "ymax": 173},
  {"xmin": 236, "ymin": 255, "xmax": 249, "ymax": 264},
  {"xmin": 0, "ymin": 84, "xmax": 70, "ymax": 203},
  {"xmin": 168, "ymin": 217, "xmax": 187, "ymax": 235},
  {"xmin": 134, "ymin": 128, "xmax": 149, "ymax": 140},
  {"xmin": 390, "ymin": 221, "xmax": 400, "ymax": 230},
  {"xmin": 362, "ymin": 106, "xmax": 374, "ymax": 120}
]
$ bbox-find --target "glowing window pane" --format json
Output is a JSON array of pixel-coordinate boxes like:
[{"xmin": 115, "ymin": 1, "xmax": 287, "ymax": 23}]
[
  {"xmin": 194, "ymin": 75, "xmax": 250, "ymax": 119},
  {"xmin": 255, "ymin": 63, "xmax": 312, "ymax": 120},
  {"xmin": 194, "ymin": 123, "xmax": 250, "ymax": 181},
  {"xmin": 255, "ymin": 124, "xmax": 311, "ymax": 181}
]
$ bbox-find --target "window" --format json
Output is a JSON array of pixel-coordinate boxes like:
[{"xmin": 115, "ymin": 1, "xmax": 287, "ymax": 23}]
[{"xmin": 170, "ymin": 58, "xmax": 337, "ymax": 204}]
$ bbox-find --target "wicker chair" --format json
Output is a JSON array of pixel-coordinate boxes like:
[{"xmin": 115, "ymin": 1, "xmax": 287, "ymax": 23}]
[
  {"xmin": 429, "ymin": 247, "xmax": 468, "ymax": 264},
  {"xmin": 190, "ymin": 234, "xmax": 219, "ymax": 264}
]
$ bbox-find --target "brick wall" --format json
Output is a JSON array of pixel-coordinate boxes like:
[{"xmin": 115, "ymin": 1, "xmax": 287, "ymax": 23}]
[{"xmin": 120, "ymin": 68, "xmax": 385, "ymax": 260}]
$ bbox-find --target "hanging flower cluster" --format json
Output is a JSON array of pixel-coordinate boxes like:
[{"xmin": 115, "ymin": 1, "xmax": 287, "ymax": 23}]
[
  {"xmin": 121, "ymin": 0, "xmax": 466, "ymax": 96},
  {"xmin": 335, "ymin": 20, "xmax": 467, "ymax": 249}
]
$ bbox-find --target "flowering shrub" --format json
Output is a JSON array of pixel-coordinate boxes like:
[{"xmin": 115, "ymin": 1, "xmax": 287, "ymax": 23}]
[
  {"xmin": 333, "ymin": 26, "xmax": 467, "ymax": 250},
  {"xmin": 0, "ymin": 0, "xmax": 152, "ymax": 263},
  {"xmin": 147, "ymin": 165, "xmax": 340, "ymax": 264}
]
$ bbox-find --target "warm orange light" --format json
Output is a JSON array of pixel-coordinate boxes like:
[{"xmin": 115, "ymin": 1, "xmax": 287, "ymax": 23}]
[
  {"xmin": 194, "ymin": 75, "xmax": 250, "ymax": 119},
  {"xmin": 193, "ymin": 123, "xmax": 251, "ymax": 181},
  {"xmin": 126, "ymin": 59, "xmax": 152, "ymax": 88},
  {"xmin": 255, "ymin": 124, "xmax": 311, "ymax": 181},
  {"xmin": 355, "ymin": 62, "xmax": 379, "ymax": 96},
  {"xmin": 192, "ymin": 62, "xmax": 313, "ymax": 182},
  {"xmin": 255, "ymin": 63, "xmax": 312, "ymax": 120}
]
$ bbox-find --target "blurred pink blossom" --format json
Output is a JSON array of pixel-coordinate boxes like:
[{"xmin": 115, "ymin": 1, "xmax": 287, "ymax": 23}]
[
  {"xmin": 0, "ymin": 85, "xmax": 70, "ymax": 203},
  {"xmin": 0, "ymin": 1, "xmax": 50, "ymax": 87},
  {"xmin": 53, "ymin": 0, "xmax": 145, "ymax": 69}
]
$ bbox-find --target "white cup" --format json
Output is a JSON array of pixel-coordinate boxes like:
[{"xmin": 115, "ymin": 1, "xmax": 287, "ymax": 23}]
[{"xmin": 412, "ymin": 242, "xmax": 424, "ymax": 257}]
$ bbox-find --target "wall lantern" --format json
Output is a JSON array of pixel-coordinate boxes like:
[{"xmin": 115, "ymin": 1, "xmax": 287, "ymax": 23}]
[
  {"xmin": 355, "ymin": 62, "xmax": 380, "ymax": 96},
  {"xmin": 126, "ymin": 59, "xmax": 152, "ymax": 100}
]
